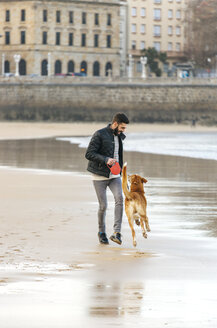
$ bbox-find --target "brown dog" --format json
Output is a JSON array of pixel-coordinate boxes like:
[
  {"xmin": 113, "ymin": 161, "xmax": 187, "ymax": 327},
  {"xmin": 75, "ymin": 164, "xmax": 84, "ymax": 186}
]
[{"xmin": 122, "ymin": 163, "xmax": 150, "ymax": 247}]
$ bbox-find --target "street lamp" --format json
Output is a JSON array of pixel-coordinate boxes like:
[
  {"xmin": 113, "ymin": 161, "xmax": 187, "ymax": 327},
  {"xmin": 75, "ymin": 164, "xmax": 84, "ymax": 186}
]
[
  {"xmin": 128, "ymin": 54, "xmax": 134, "ymax": 79},
  {"xmin": 14, "ymin": 54, "xmax": 21, "ymax": 77},
  {"xmin": 140, "ymin": 56, "xmax": 147, "ymax": 79},
  {"xmin": 2, "ymin": 54, "xmax": 5, "ymax": 76},
  {"xmin": 0, "ymin": 35, "xmax": 4, "ymax": 76},
  {"xmin": 207, "ymin": 58, "xmax": 211, "ymax": 77},
  {"xmin": 47, "ymin": 52, "xmax": 51, "ymax": 76}
]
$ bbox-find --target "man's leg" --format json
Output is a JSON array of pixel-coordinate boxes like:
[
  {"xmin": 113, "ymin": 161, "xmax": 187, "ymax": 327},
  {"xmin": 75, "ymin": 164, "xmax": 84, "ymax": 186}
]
[
  {"xmin": 93, "ymin": 180, "xmax": 109, "ymax": 233},
  {"xmin": 108, "ymin": 177, "xmax": 123, "ymax": 233}
]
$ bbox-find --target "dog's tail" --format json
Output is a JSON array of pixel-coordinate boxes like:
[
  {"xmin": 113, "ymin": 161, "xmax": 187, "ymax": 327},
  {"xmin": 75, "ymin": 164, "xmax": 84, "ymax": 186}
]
[{"xmin": 122, "ymin": 163, "xmax": 132, "ymax": 200}]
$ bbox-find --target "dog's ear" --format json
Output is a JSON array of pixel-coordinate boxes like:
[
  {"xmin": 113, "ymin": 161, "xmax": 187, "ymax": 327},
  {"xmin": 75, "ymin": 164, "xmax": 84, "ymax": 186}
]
[{"xmin": 142, "ymin": 178, "xmax": 148, "ymax": 184}]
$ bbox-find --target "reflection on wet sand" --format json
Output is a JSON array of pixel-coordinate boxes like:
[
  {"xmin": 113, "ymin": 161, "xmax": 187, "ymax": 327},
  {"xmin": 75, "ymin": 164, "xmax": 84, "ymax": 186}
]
[
  {"xmin": 0, "ymin": 137, "xmax": 217, "ymax": 327},
  {"xmin": 0, "ymin": 138, "xmax": 216, "ymax": 238},
  {"xmin": 0, "ymin": 137, "xmax": 217, "ymax": 182},
  {"xmin": 89, "ymin": 282, "xmax": 144, "ymax": 317}
]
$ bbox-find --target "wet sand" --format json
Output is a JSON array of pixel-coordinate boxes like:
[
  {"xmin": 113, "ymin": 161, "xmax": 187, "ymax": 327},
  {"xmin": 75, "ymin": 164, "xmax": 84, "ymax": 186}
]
[
  {"xmin": 0, "ymin": 123, "xmax": 217, "ymax": 327},
  {"xmin": 0, "ymin": 121, "xmax": 216, "ymax": 140}
]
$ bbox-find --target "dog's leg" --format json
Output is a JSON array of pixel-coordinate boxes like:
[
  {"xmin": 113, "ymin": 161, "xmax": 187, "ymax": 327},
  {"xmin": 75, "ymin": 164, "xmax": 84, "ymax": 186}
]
[
  {"xmin": 140, "ymin": 217, "xmax": 147, "ymax": 238},
  {"xmin": 144, "ymin": 216, "xmax": 151, "ymax": 232},
  {"xmin": 133, "ymin": 214, "xmax": 140, "ymax": 226},
  {"xmin": 126, "ymin": 211, "xmax": 137, "ymax": 247},
  {"xmin": 129, "ymin": 219, "xmax": 137, "ymax": 247}
]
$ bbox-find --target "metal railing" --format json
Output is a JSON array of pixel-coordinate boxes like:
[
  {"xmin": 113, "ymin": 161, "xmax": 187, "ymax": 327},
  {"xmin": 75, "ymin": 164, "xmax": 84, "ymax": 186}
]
[{"xmin": 0, "ymin": 75, "xmax": 217, "ymax": 85}]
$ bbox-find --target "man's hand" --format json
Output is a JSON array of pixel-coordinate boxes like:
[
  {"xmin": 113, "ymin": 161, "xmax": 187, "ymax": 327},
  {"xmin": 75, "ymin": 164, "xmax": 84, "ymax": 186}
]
[{"xmin": 107, "ymin": 158, "xmax": 116, "ymax": 166}]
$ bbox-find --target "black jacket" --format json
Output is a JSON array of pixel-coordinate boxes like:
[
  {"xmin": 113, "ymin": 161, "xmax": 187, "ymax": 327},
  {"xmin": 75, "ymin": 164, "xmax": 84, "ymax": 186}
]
[{"xmin": 85, "ymin": 124, "xmax": 126, "ymax": 178}]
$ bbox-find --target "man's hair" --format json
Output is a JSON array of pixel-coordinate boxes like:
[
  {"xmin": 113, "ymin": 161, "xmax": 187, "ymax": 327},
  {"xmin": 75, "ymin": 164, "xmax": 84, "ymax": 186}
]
[{"xmin": 112, "ymin": 112, "xmax": 129, "ymax": 124}]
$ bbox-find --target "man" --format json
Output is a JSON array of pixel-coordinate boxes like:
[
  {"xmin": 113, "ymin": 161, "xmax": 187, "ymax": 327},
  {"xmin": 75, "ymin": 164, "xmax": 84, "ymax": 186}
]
[{"xmin": 85, "ymin": 113, "xmax": 129, "ymax": 245}]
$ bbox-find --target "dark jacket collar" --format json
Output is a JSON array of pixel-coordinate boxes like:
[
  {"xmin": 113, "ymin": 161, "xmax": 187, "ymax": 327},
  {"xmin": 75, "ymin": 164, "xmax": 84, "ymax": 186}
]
[{"xmin": 106, "ymin": 124, "xmax": 126, "ymax": 140}]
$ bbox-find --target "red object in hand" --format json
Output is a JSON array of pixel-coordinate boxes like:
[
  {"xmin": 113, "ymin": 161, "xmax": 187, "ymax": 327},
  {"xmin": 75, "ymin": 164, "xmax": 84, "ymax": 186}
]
[{"xmin": 107, "ymin": 162, "xmax": 121, "ymax": 175}]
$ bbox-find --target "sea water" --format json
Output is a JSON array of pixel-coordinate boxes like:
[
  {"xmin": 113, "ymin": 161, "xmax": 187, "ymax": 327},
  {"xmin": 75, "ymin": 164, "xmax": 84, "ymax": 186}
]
[{"xmin": 57, "ymin": 131, "xmax": 217, "ymax": 161}]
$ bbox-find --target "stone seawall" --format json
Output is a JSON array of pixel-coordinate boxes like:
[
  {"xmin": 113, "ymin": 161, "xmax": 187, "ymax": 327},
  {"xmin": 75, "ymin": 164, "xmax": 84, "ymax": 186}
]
[{"xmin": 0, "ymin": 81, "xmax": 217, "ymax": 124}]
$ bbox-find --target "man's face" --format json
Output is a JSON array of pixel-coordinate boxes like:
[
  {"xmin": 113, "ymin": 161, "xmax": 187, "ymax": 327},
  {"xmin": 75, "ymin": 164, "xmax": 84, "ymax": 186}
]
[{"xmin": 113, "ymin": 122, "xmax": 127, "ymax": 134}]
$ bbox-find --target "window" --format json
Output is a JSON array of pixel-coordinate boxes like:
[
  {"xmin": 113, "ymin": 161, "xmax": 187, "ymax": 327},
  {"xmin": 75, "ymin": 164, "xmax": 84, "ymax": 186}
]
[
  {"xmin": 105, "ymin": 62, "xmax": 112, "ymax": 76},
  {"xmin": 154, "ymin": 25, "xmax": 161, "ymax": 36},
  {"xmin": 80, "ymin": 61, "xmax": 87, "ymax": 74},
  {"xmin": 82, "ymin": 12, "xmax": 86, "ymax": 24},
  {"xmin": 168, "ymin": 42, "xmax": 173, "ymax": 51},
  {"xmin": 56, "ymin": 11, "xmax": 61, "ymax": 23},
  {"xmin": 56, "ymin": 32, "xmax": 60, "ymax": 45},
  {"xmin": 93, "ymin": 61, "xmax": 100, "ymax": 76},
  {"xmin": 176, "ymin": 26, "xmax": 181, "ymax": 35},
  {"xmin": 140, "ymin": 24, "xmax": 145, "ymax": 34},
  {"xmin": 69, "ymin": 11, "xmax": 73, "ymax": 23},
  {"xmin": 21, "ymin": 31, "xmax": 26, "ymax": 44},
  {"xmin": 21, "ymin": 9, "xmax": 26, "ymax": 21},
  {"xmin": 6, "ymin": 10, "xmax": 10, "ymax": 22},
  {"xmin": 55, "ymin": 60, "xmax": 62, "ymax": 74},
  {"xmin": 154, "ymin": 9, "xmax": 161, "ymax": 20},
  {"xmin": 81, "ymin": 33, "xmax": 86, "ymax": 46},
  {"xmin": 42, "ymin": 31, "xmax": 47, "ymax": 44},
  {"xmin": 94, "ymin": 34, "xmax": 99, "ymax": 47},
  {"xmin": 168, "ymin": 26, "xmax": 173, "ymax": 35},
  {"xmin": 43, "ymin": 10, "xmax": 47, "ymax": 22},
  {"xmin": 69, "ymin": 33, "xmax": 73, "ymax": 46},
  {"xmin": 5, "ymin": 31, "xmax": 10, "ymax": 45},
  {"xmin": 132, "ymin": 40, "xmax": 136, "ymax": 50},
  {"xmin": 68, "ymin": 61, "xmax": 74, "ymax": 73},
  {"xmin": 168, "ymin": 9, "xmax": 173, "ymax": 19},
  {"xmin": 140, "ymin": 41, "xmax": 145, "ymax": 50},
  {"xmin": 141, "ymin": 8, "xmax": 146, "ymax": 17},
  {"xmin": 5, "ymin": 61, "xmax": 10, "ymax": 73},
  {"xmin": 107, "ymin": 35, "xmax": 111, "ymax": 48},
  {"xmin": 176, "ymin": 43, "xmax": 181, "ymax": 51},
  {"xmin": 131, "ymin": 24, "xmax": 136, "ymax": 33},
  {"xmin": 154, "ymin": 0, "xmax": 161, "ymax": 3},
  {"xmin": 107, "ymin": 13, "xmax": 111, "ymax": 26},
  {"xmin": 154, "ymin": 42, "xmax": 161, "ymax": 51},
  {"xmin": 176, "ymin": 10, "xmax": 181, "ymax": 19},
  {"xmin": 136, "ymin": 61, "xmax": 142, "ymax": 73},
  {"xmin": 19, "ymin": 59, "xmax": 26, "ymax": 75},
  {"xmin": 132, "ymin": 7, "xmax": 137, "ymax": 16},
  {"xmin": 41, "ymin": 60, "xmax": 48, "ymax": 75},
  {"xmin": 95, "ymin": 13, "xmax": 99, "ymax": 25}
]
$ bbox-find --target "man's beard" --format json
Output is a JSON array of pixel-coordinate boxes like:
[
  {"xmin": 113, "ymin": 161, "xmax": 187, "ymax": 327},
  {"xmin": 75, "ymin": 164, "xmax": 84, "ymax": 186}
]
[{"xmin": 113, "ymin": 127, "xmax": 119, "ymax": 136}]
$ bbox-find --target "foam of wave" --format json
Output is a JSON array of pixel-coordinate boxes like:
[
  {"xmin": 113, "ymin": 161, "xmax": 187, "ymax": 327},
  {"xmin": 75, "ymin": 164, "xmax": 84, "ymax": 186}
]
[{"xmin": 57, "ymin": 132, "xmax": 217, "ymax": 161}]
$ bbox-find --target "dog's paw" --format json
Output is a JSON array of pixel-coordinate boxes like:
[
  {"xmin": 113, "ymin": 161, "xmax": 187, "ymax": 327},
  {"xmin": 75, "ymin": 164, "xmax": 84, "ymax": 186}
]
[
  {"xmin": 123, "ymin": 162, "xmax": 127, "ymax": 167},
  {"xmin": 143, "ymin": 231, "xmax": 148, "ymax": 239},
  {"xmin": 133, "ymin": 240, "xmax": 137, "ymax": 247},
  {"xmin": 135, "ymin": 219, "xmax": 140, "ymax": 226}
]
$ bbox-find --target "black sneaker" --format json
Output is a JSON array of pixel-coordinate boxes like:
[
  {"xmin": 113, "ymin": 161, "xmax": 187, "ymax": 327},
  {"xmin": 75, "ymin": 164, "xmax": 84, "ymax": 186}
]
[
  {"xmin": 98, "ymin": 232, "xmax": 109, "ymax": 245},
  {"xmin": 110, "ymin": 232, "xmax": 122, "ymax": 245}
]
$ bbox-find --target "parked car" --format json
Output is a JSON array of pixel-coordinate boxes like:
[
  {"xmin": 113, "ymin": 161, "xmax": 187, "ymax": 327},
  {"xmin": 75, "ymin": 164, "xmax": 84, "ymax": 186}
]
[
  {"xmin": 4, "ymin": 73, "xmax": 15, "ymax": 77},
  {"xmin": 73, "ymin": 72, "xmax": 87, "ymax": 77}
]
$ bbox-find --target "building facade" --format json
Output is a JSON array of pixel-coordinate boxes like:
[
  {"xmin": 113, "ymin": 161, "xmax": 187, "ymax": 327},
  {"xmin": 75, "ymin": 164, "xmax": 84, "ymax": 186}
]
[
  {"xmin": 128, "ymin": 0, "xmax": 187, "ymax": 76},
  {"xmin": 0, "ymin": 0, "xmax": 121, "ymax": 76}
]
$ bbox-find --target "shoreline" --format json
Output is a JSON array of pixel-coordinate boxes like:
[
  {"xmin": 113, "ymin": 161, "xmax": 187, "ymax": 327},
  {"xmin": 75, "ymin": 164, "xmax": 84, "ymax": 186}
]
[
  {"xmin": 0, "ymin": 121, "xmax": 216, "ymax": 140},
  {"xmin": 0, "ymin": 123, "xmax": 217, "ymax": 327},
  {"xmin": 0, "ymin": 162, "xmax": 217, "ymax": 327}
]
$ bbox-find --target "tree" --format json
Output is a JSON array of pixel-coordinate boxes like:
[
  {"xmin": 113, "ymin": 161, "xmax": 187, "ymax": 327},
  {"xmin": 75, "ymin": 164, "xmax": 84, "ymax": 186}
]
[
  {"xmin": 141, "ymin": 47, "xmax": 167, "ymax": 77},
  {"xmin": 185, "ymin": 0, "xmax": 217, "ymax": 68}
]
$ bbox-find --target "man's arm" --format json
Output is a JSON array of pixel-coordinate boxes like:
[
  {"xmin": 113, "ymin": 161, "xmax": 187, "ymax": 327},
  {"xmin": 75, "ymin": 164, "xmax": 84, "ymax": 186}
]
[{"xmin": 85, "ymin": 131, "xmax": 109, "ymax": 164}]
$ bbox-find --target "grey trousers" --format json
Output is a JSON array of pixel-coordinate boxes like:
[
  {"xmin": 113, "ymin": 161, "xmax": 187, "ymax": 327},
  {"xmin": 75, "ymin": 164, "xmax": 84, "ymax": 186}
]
[{"xmin": 93, "ymin": 177, "xmax": 123, "ymax": 233}]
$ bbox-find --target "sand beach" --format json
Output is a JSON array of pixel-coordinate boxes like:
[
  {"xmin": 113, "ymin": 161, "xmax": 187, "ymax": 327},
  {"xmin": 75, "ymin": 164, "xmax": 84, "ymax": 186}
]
[{"xmin": 0, "ymin": 122, "xmax": 217, "ymax": 328}]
